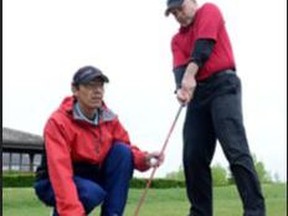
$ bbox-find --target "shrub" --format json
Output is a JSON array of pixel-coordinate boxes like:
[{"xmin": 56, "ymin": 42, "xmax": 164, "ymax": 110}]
[
  {"xmin": 3, "ymin": 173, "xmax": 186, "ymax": 189},
  {"xmin": 130, "ymin": 178, "xmax": 185, "ymax": 189},
  {"xmin": 3, "ymin": 172, "xmax": 35, "ymax": 187},
  {"xmin": 212, "ymin": 163, "xmax": 228, "ymax": 186}
]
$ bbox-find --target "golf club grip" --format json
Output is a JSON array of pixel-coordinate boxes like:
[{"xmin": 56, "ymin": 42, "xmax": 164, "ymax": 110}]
[{"xmin": 133, "ymin": 105, "xmax": 183, "ymax": 216}]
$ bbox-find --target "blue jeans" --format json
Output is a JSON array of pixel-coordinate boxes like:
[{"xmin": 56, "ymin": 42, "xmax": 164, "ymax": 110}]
[
  {"xmin": 183, "ymin": 71, "xmax": 265, "ymax": 216},
  {"xmin": 34, "ymin": 143, "xmax": 134, "ymax": 216}
]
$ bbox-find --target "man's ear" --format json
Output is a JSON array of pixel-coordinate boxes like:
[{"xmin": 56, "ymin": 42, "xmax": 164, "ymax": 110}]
[{"xmin": 71, "ymin": 84, "xmax": 78, "ymax": 95}]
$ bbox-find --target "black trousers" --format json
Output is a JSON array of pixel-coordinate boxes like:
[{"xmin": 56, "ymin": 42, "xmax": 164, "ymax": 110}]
[{"xmin": 183, "ymin": 70, "xmax": 266, "ymax": 216}]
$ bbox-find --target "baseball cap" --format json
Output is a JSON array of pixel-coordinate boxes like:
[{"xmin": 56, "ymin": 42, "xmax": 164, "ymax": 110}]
[
  {"xmin": 165, "ymin": 0, "xmax": 184, "ymax": 16},
  {"xmin": 72, "ymin": 65, "xmax": 109, "ymax": 85}
]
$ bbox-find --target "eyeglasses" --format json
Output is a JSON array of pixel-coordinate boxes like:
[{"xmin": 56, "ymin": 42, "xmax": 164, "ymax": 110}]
[{"xmin": 82, "ymin": 81, "xmax": 104, "ymax": 90}]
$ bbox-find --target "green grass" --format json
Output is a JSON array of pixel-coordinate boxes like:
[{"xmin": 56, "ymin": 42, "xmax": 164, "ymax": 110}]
[{"xmin": 3, "ymin": 183, "xmax": 286, "ymax": 216}]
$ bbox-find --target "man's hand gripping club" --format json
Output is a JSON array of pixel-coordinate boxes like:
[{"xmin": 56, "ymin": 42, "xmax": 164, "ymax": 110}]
[{"xmin": 176, "ymin": 62, "xmax": 199, "ymax": 105}]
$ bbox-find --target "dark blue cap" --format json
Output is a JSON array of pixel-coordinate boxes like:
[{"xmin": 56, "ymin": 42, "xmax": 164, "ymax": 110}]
[
  {"xmin": 72, "ymin": 65, "xmax": 109, "ymax": 85},
  {"xmin": 165, "ymin": 0, "xmax": 184, "ymax": 16}
]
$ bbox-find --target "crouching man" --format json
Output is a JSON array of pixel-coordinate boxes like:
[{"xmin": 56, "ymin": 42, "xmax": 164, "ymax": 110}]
[{"xmin": 34, "ymin": 65, "xmax": 164, "ymax": 216}]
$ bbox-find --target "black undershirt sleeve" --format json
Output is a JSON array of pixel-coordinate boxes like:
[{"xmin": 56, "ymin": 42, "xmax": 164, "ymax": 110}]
[
  {"xmin": 172, "ymin": 65, "xmax": 186, "ymax": 92},
  {"xmin": 172, "ymin": 39, "xmax": 215, "ymax": 92},
  {"xmin": 191, "ymin": 39, "xmax": 215, "ymax": 68}
]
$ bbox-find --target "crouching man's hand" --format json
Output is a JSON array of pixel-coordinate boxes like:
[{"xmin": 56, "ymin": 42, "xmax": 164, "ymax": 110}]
[{"xmin": 145, "ymin": 152, "xmax": 164, "ymax": 168}]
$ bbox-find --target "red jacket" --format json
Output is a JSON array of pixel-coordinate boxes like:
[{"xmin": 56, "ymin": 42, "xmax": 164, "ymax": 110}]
[{"xmin": 44, "ymin": 96, "xmax": 149, "ymax": 216}]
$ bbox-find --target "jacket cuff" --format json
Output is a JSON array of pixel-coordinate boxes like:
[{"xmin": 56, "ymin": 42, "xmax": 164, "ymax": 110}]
[{"xmin": 132, "ymin": 149, "xmax": 150, "ymax": 172}]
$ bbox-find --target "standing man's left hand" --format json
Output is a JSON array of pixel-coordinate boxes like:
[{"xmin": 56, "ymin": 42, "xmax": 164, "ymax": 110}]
[{"xmin": 177, "ymin": 62, "xmax": 198, "ymax": 105}]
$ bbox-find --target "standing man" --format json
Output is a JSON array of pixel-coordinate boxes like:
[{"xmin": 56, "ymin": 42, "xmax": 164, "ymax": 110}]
[
  {"xmin": 165, "ymin": 0, "xmax": 265, "ymax": 215},
  {"xmin": 34, "ymin": 65, "xmax": 164, "ymax": 216}
]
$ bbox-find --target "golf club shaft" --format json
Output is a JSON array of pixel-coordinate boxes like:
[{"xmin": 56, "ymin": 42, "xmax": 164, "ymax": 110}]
[{"xmin": 133, "ymin": 105, "xmax": 183, "ymax": 216}]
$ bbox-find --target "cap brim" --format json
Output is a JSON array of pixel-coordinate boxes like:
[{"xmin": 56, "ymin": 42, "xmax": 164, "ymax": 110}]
[
  {"xmin": 92, "ymin": 74, "xmax": 109, "ymax": 83},
  {"xmin": 165, "ymin": 8, "xmax": 171, "ymax": 16},
  {"xmin": 75, "ymin": 74, "xmax": 109, "ymax": 85},
  {"xmin": 100, "ymin": 75, "xmax": 109, "ymax": 83},
  {"xmin": 165, "ymin": 1, "xmax": 183, "ymax": 16}
]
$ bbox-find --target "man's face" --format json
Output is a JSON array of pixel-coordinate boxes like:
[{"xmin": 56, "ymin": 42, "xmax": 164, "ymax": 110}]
[
  {"xmin": 74, "ymin": 78, "xmax": 105, "ymax": 110},
  {"xmin": 170, "ymin": 0, "xmax": 197, "ymax": 27}
]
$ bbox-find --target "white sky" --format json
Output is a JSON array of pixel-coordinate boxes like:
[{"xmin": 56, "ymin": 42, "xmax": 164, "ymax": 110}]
[{"xmin": 3, "ymin": 0, "xmax": 287, "ymax": 181}]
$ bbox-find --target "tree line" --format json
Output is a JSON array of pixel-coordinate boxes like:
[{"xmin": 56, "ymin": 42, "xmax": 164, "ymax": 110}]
[{"xmin": 165, "ymin": 154, "xmax": 280, "ymax": 186}]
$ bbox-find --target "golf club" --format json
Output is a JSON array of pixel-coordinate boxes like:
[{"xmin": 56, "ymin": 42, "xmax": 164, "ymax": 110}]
[{"xmin": 133, "ymin": 105, "xmax": 184, "ymax": 216}]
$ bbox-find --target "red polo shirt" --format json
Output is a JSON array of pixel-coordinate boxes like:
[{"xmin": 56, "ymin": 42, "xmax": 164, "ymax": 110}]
[{"xmin": 171, "ymin": 3, "xmax": 236, "ymax": 81}]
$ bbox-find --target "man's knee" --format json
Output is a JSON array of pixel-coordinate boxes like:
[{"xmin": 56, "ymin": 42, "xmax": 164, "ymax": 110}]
[
  {"xmin": 74, "ymin": 176, "xmax": 106, "ymax": 212},
  {"xmin": 34, "ymin": 177, "xmax": 107, "ymax": 213},
  {"xmin": 111, "ymin": 143, "xmax": 132, "ymax": 157},
  {"xmin": 34, "ymin": 179, "xmax": 56, "ymax": 206},
  {"xmin": 104, "ymin": 143, "xmax": 134, "ymax": 178}
]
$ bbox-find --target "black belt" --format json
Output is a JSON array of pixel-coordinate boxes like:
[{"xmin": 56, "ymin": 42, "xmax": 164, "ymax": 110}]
[{"xmin": 198, "ymin": 69, "xmax": 235, "ymax": 84}]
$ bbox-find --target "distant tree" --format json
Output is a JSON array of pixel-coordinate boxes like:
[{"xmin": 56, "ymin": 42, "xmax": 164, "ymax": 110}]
[
  {"xmin": 165, "ymin": 163, "xmax": 229, "ymax": 186},
  {"xmin": 252, "ymin": 154, "xmax": 272, "ymax": 183},
  {"xmin": 227, "ymin": 172, "xmax": 235, "ymax": 185},
  {"xmin": 211, "ymin": 163, "xmax": 228, "ymax": 186},
  {"xmin": 165, "ymin": 165, "xmax": 185, "ymax": 181},
  {"xmin": 222, "ymin": 153, "xmax": 273, "ymax": 185},
  {"xmin": 273, "ymin": 172, "xmax": 281, "ymax": 183},
  {"xmin": 165, "ymin": 155, "xmax": 273, "ymax": 185}
]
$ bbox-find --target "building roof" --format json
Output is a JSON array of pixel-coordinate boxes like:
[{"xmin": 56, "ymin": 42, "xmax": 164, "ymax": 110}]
[{"xmin": 2, "ymin": 127, "xmax": 44, "ymax": 153}]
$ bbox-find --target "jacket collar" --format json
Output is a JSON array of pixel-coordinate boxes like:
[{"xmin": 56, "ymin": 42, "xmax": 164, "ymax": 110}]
[{"xmin": 60, "ymin": 96, "xmax": 117, "ymax": 125}]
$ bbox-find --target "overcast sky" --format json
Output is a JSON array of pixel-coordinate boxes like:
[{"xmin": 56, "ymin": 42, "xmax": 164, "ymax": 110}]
[{"xmin": 3, "ymin": 0, "xmax": 287, "ymax": 181}]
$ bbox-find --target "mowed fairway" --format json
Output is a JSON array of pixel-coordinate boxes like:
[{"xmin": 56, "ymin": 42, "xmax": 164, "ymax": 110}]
[{"xmin": 3, "ymin": 184, "xmax": 286, "ymax": 216}]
